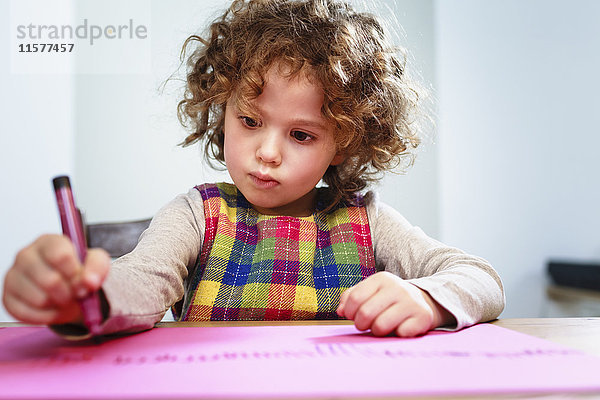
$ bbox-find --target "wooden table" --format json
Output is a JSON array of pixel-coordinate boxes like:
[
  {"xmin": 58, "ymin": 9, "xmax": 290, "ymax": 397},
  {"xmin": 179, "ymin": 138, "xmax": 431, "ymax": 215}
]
[{"xmin": 492, "ymin": 317, "xmax": 600, "ymax": 357}]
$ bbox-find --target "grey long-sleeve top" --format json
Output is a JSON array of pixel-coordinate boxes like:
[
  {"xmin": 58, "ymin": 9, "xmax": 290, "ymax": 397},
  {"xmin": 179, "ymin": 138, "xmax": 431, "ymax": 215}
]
[{"xmin": 77, "ymin": 187, "xmax": 504, "ymax": 336}]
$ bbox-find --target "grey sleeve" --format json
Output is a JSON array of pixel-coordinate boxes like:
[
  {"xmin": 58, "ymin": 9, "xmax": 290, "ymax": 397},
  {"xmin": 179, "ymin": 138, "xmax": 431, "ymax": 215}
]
[
  {"xmin": 366, "ymin": 192, "xmax": 505, "ymax": 330},
  {"xmin": 94, "ymin": 188, "xmax": 206, "ymax": 335}
]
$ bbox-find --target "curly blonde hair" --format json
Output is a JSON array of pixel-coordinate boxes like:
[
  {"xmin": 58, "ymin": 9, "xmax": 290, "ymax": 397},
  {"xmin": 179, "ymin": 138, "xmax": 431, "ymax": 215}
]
[{"xmin": 178, "ymin": 0, "xmax": 425, "ymax": 207}]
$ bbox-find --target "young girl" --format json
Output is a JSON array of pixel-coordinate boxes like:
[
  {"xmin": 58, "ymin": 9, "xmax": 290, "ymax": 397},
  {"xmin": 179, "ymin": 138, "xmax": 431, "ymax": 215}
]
[{"xmin": 3, "ymin": 0, "xmax": 504, "ymax": 338}]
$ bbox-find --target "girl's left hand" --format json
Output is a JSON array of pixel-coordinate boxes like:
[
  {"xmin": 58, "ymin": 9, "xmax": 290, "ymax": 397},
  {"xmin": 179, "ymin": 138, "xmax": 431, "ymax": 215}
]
[{"xmin": 336, "ymin": 271, "xmax": 454, "ymax": 337}]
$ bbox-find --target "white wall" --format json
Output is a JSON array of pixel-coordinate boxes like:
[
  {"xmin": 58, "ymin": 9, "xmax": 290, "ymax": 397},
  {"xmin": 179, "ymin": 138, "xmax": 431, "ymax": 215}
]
[
  {"xmin": 436, "ymin": 0, "xmax": 600, "ymax": 317},
  {"xmin": 375, "ymin": 0, "xmax": 439, "ymax": 238},
  {"xmin": 1, "ymin": 0, "xmax": 76, "ymax": 321},
  {"xmin": 73, "ymin": 0, "xmax": 231, "ymax": 224}
]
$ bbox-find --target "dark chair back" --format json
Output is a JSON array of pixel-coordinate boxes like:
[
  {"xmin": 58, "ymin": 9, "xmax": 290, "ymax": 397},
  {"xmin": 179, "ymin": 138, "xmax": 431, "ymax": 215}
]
[{"xmin": 86, "ymin": 218, "xmax": 151, "ymax": 258}]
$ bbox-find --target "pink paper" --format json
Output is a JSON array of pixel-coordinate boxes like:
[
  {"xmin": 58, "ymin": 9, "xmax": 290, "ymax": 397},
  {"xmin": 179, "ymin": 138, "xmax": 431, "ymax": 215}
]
[{"xmin": 0, "ymin": 323, "xmax": 599, "ymax": 399}]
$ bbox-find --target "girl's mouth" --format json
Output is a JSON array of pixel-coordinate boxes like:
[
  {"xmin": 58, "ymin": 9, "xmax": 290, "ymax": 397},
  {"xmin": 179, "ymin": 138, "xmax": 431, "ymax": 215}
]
[{"xmin": 249, "ymin": 172, "xmax": 279, "ymax": 189}]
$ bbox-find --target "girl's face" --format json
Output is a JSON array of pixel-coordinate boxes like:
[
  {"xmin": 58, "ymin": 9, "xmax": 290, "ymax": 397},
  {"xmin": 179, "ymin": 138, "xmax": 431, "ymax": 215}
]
[{"xmin": 223, "ymin": 66, "xmax": 343, "ymax": 216}]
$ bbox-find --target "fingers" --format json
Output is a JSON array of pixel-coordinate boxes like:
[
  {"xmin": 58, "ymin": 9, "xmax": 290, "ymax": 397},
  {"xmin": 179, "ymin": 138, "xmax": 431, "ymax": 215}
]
[
  {"xmin": 347, "ymin": 289, "xmax": 432, "ymax": 337},
  {"xmin": 8, "ymin": 236, "xmax": 77, "ymax": 309},
  {"xmin": 356, "ymin": 290, "xmax": 406, "ymax": 334},
  {"xmin": 4, "ymin": 267, "xmax": 57, "ymax": 309},
  {"xmin": 396, "ymin": 316, "xmax": 432, "ymax": 338},
  {"xmin": 3, "ymin": 234, "xmax": 111, "ymax": 325},
  {"xmin": 2, "ymin": 292, "xmax": 81, "ymax": 325},
  {"xmin": 337, "ymin": 272, "xmax": 437, "ymax": 337},
  {"xmin": 37, "ymin": 234, "xmax": 81, "ymax": 281},
  {"xmin": 337, "ymin": 279, "xmax": 378, "ymax": 321},
  {"xmin": 342, "ymin": 287, "xmax": 397, "ymax": 332},
  {"xmin": 78, "ymin": 248, "xmax": 111, "ymax": 296},
  {"xmin": 337, "ymin": 272, "xmax": 397, "ymax": 322},
  {"xmin": 3, "ymin": 267, "xmax": 81, "ymax": 326},
  {"xmin": 3, "ymin": 291, "xmax": 58, "ymax": 324},
  {"xmin": 367, "ymin": 303, "xmax": 433, "ymax": 337}
]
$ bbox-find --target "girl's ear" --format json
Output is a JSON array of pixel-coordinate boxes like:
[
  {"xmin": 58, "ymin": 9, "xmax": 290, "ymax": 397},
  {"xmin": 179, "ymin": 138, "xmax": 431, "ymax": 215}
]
[{"xmin": 330, "ymin": 153, "xmax": 345, "ymax": 166}]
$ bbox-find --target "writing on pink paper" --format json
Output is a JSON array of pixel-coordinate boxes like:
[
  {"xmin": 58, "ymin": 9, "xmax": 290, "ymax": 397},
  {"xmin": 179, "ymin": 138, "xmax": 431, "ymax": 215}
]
[{"xmin": 0, "ymin": 324, "xmax": 599, "ymax": 399}]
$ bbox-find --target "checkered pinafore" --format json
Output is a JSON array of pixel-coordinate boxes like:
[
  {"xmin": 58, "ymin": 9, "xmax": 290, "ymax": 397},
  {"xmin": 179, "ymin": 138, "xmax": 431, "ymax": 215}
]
[{"xmin": 177, "ymin": 183, "xmax": 375, "ymax": 321}]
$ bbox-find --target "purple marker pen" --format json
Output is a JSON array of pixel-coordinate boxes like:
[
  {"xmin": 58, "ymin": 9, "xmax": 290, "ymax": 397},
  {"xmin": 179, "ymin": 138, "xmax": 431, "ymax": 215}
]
[{"xmin": 52, "ymin": 175, "xmax": 103, "ymax": 337}]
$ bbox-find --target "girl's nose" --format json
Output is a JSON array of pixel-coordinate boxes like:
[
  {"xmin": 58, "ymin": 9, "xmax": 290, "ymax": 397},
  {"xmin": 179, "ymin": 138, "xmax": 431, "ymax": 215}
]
[{"xmin": 256, "ymin": 132, "xmax": 282, "ymax": 165}]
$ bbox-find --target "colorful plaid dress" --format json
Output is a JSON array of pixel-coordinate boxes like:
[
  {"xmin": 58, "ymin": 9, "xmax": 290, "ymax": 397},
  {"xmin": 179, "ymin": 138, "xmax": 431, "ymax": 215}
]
[{"xmin": 178, "ymin": 183, "xmax": 375, "ymax": 321}]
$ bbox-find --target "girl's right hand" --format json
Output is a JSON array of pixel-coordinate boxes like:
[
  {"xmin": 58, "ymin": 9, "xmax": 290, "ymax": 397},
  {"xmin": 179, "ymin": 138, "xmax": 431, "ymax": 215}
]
[{"xmin": 2, "ymin": 234, "xmax": 111, "ymax": 326}]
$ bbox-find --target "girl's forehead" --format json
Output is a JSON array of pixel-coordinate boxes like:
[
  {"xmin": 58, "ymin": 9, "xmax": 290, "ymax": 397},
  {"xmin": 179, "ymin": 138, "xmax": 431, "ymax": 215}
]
[
  {"xmin": 255, "ymin": 59, "xmax": 321, "ymax": 85},
  {"xmin": 264, "ymin": 64, "xmax": 319, "ymax": 88},
  {"xmin": 233, "ymin": 62, "xmax": 324, "ymax": 105}
]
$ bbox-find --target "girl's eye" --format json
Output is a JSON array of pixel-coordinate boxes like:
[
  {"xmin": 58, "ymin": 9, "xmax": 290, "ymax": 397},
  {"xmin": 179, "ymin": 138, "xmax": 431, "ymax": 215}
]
[
  {"xmin": 291, "ymin": 130, "xmax": 312, "ymax": 142},
  {"xmin": 240, "ymin": 116, "xmax": 260, "ymax": 128}
]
